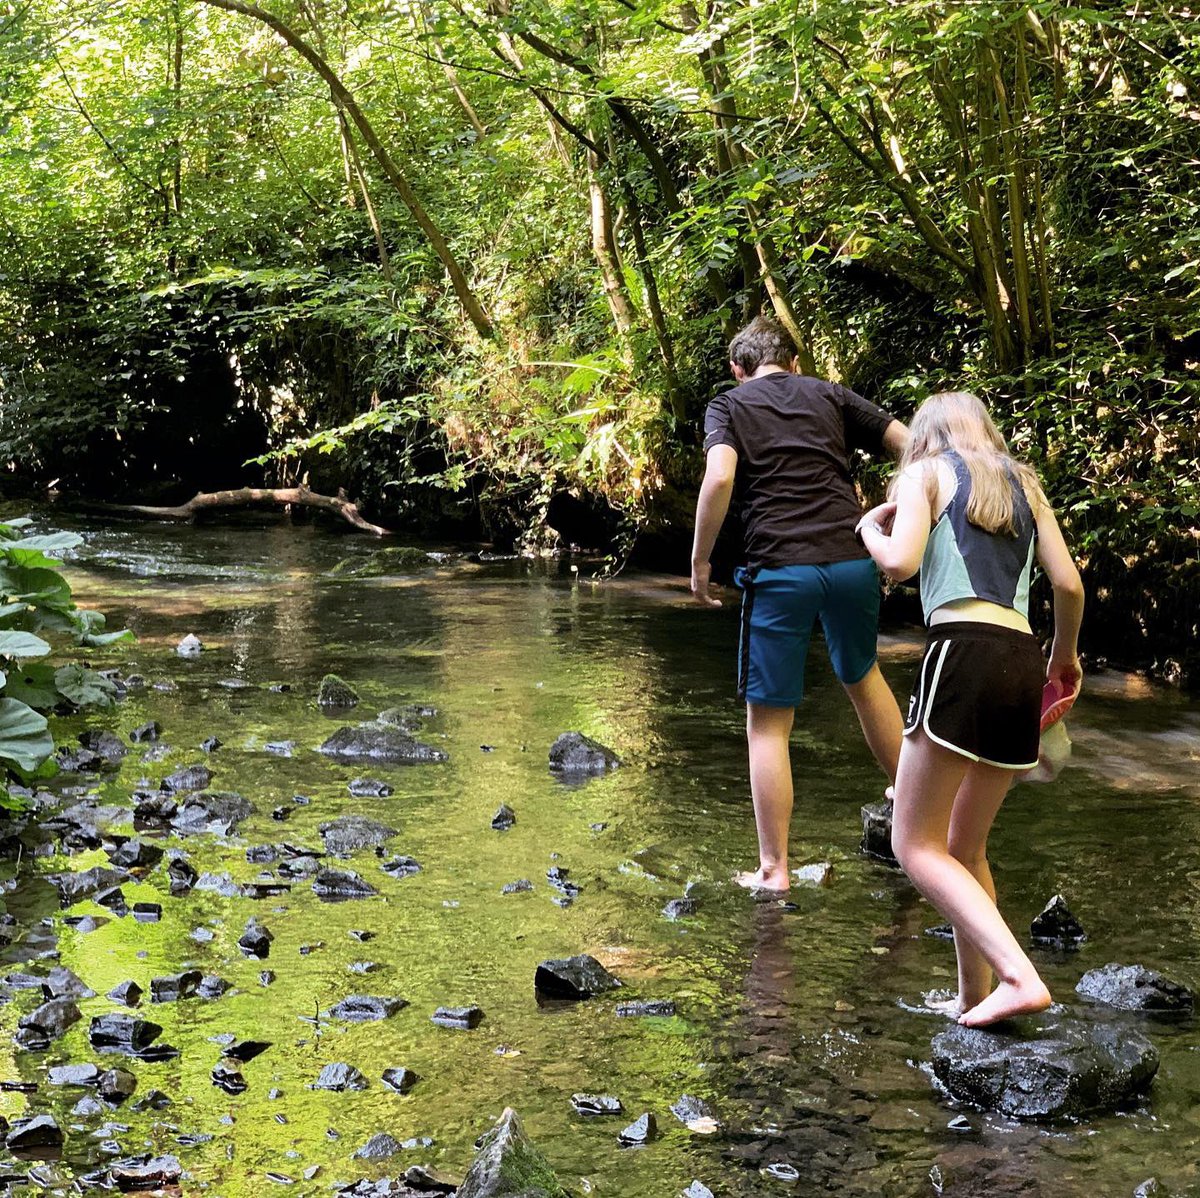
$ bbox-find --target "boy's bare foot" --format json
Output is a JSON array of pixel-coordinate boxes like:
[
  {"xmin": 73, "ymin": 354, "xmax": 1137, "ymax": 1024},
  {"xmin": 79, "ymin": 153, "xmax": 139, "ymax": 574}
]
[
  {"xmin": 958, "ymin": 978, "xmax": 1052, "ymax": 1028},
  {"xmin": 734, "ymin": 868, "xmax": 789, "ymax": 893}
]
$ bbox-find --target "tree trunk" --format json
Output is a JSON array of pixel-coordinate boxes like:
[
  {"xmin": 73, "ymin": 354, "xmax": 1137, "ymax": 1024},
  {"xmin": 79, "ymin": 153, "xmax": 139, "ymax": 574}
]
[
  {"xmin": 107, "ymin": 487, "xmax": 391, "ymax": 535},
  {"xmin": 587, "ymin": 148, "xmax": 639, "ymax": 345},
  {"xmin": 197, "ymin": 0, "xmax": 495, "ymax": 340}
]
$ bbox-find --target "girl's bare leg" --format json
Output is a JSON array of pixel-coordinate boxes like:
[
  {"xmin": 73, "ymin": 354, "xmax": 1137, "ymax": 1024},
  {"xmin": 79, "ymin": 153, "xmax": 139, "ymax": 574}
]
[
  {"xmin": 736, "ymin": 703, "xmax": 795, "ymax": 892},
  {"xmin": 892, "ymin": 730, "xmax": 1050, "ymax": 1027}
]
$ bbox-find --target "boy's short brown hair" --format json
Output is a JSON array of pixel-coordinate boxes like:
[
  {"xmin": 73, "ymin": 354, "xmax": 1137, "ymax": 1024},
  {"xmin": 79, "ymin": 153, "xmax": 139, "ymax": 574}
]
[{"xmin": 729, "ymin": 316, "xmax": 796, "ymax": 375}]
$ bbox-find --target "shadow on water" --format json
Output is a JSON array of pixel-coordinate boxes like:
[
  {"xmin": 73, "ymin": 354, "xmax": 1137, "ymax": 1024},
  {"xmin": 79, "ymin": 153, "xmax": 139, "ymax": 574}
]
[{"xmin": 0, "ymin": 511, "xmax": 1197, "ymax": 1195}]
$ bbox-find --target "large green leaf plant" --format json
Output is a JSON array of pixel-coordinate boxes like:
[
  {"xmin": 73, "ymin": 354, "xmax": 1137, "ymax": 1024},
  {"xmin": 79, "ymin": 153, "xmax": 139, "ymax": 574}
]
[{"xmin": 0, "ymin": 518, "xmax": 132, "ymax": 811}]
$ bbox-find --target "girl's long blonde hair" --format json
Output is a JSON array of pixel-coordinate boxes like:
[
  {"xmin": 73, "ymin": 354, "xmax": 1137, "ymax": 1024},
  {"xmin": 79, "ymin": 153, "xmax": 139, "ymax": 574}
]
[{"xmin": 893, "ymin": 391, "xmax": 1046, "ymax": 535}]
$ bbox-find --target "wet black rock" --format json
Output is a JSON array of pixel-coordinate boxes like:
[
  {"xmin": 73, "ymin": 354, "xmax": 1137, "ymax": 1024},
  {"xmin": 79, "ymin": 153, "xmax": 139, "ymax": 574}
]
[
  {"xmin": 320, "ymin": 726, "xmax": 448, "ymax": 765},
  {"xmin": 318, "ymin": 674, "xmax": 360, "ymax": 708},
  {"xmin": 15, "ymin": 998, "xmax": 82, "ymax": 1048},
  {"xmin": 313, "ymin": 869, "xmax": 378, "ymax": 900},
  {"xmin": 48, "ymin": 866, "xmax": 132, "ymax": 906},
  {"xmin": 107, "ymin": 839, "xmax": 164, "ymax": 871},
  {"xmin": 133, "ymin": 903, "xmax": 162, "ymax": 923},
  {"xmin": 226, "ymin": 1040, "xmax": 270, "ymax": 1062},
  {"xmin": 96, "ymin": 886, "xmax": 128, "ymax": 914},
  {"xmin": 618, "ymin": 1112, "xmax": 656, "ymax": 1145},
  {"xmin": 349, "ymin": 778, "xmax": 393, "ymax": 798},
  {"xmin": 431, "ymin": 1005, "xmax": 484, "ymax": 1029},
  {"xmin": 502, "ymin": 879, "xmax": 533, "ymax": 894},
  {"xmin": 1030, "ymin": 895, "xmax": 1087, "ymax": 949},
  {"xmin": 196, "ymin": 871, "xmax": 244, "ymax": 898},
  {"xmin": 43, "ymin": 966, "xmax": 95, "ymax": 1000},
  {"xmin": 56, "ymin": 746, "xmax": 108, "ymax": 773},
  {"xmin": 246, "ymin": 844, "xmax": 278, "ymax": 864},
  {"xmin": 548, "ymin": 731, "xmax": 620, "ymax": 776},
  {"xmin": 172, "ymin": 791, "xmax": 253, "ymax": 835},
  {"xmin": 161, "ymin": 763, "xmax": 214, "ymax": 794},
  {"xmin": 682, "ymin": 1183, "xmax": 714, "ymax": 1198},
  {"xmin": 134, "ymin": 793, "xmax": 178, "ymax": 823},
  {"xmin": 860, "ymin": 799, "xmax": 897, "ymax": 863},
  {"xmin": 352, "ymin": 1132, "xmax": 405, "ymax": 1161},
  {"xmin": 109, "ymin": 1154, "xmax": 181, "ymax": 1190},
  {"xmin": 259, "ymin": 970, "xmax": 276, "ymax": 987},
  {"xmin": 571, "ymin": 1093, "xmax": 623, "ymax": 1116},
  {"xmin": 328, "ymin": 995, "xmax": 408, "ymax": 1022},
  {"xmin": 534, "ymin": 955, "xmax": 622, "ymax": 1001},
  {"xmin": 313, "ymin": 1062, "xmax": 368, "ymax": 1092},
  {"xmin": 212, "ymin": 1062, "xmax": 247, "ymax": 1095},
  {"xmin": 90, "ymin": 1014, "xmax": 162, "ymax": 1053},
  {"xmin": 108, "ymin": 981, "xmax": 142, "ymax": 1006},
  {"xmin": 49, "ymin": 1063, "xmax": 100, "ymax": 1087},
  {"xmin": 5, "ymin": 1114, "xmax": 63, "ymax": 1152},
  {"xmin": 79, "ymin": 730, "xmax": 128, "ymax": 763},
  {"xmin": 1075, "ymin": 964, "xmax": 1195, "ymax": 1014},
  {"xmin": 320, "ymin": 816, "xmax": 398, "ymax": 857},
  {"xmin": 615, "ymin": 1000, "xmax": 676, "ymax": 1018},
  {"xmin": 545, "ymin": 867, "xmax": 580, "ymax": 903},
  {"xmin": 176, "ymin": 633, "xmax": 203, "ymax": 656},
  {"xmin": 381, "ymin": 856, "xmax": 422, "ymax": 879},
  {"xmin": 131, "ymin": 1090, "xmax": 173, "ymax": 1112},
  {"xmin": 167, "ymin": 856, "xmax": 198, "ymax": 895},
  {"xmin": 265, "ymin": 741, "xmax": 295, "ymax": 757},
  {"xmin": 201, "ymin": 736, "xmax": 222, "ymax": 753},
  {"xmin": 238, "ymin": 918, "xmax": 273, "ymax": 959},
  {"xmin": 925, "ymin": 924, "xmax": 955, "ymax": 940},
  {"xmin": 129, "ymin": 722, "xmax": 161, "ymax": 744},
  {"xmin": 930, "ymin": 1014, "xmax": 1159, "ymax": 1119},
  {"xmin": 97, "ymin": 1067, "xmax": 137, "ymax": 1103},
  {"xmin": 662, "ymin": 897, "xmax": 697, "ymax": 921},
  {"xmin": 198, "ymin": 975, "xmax": 231, "ymax": 999},
  {"xmin": 382, "ymin": 1066, "xmax": 420, "ymax": 1093},
  {"xmin": 491, "ymin": 805, "xmax": 516, "ymax": 830},
  {"xmin": 150, "ymin": 970, "xmax": 202, "ymax": 1002},
  {"xmin": 670, "ymin": 1095, "xmax": 719, "ymax": 1130},
  {"xmin": 456, "ymin": 1107, "xmax": 570, "ymax": 1198}
]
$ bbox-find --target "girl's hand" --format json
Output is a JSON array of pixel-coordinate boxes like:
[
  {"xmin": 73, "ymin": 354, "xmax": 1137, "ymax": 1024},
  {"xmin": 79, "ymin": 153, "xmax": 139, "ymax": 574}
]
[{"xmin": 1047, "ymin": 653, "xmax": 1082, "ymax": 696}]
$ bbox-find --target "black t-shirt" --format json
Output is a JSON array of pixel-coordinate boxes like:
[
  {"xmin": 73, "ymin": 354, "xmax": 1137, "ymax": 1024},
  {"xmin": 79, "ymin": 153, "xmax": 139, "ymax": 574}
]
[{"xmin": 703, "ymin": 372, "xmax": 896, "ymax": 568}]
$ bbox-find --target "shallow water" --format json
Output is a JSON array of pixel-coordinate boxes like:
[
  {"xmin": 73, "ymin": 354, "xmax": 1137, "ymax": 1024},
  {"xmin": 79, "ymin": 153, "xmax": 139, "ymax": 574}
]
[{"xmin": 2, "ymin": 513, "xmax": 1199, "ymax": 1197}]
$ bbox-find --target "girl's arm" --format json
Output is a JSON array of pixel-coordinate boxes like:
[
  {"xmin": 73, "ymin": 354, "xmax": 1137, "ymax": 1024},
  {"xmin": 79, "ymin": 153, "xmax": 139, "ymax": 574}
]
[
  {"xmin": 858, "ymin": 465, "xmax": 932, "ymax": 582},
  {"xmin": 1033, "ymin": 497, "xmax": 1085, "ymax": 690}
]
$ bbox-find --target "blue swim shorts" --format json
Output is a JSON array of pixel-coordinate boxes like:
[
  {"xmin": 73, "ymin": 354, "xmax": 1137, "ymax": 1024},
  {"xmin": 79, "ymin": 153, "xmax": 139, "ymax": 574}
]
[{"xmin": 736, "ymin": 558, "xmax": 881, "ymax": 707}]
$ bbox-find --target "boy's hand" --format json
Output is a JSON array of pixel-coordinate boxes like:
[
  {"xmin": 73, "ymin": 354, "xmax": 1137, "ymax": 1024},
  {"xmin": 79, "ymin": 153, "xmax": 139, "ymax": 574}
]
[
  {"xmin": 691, "ymin": 561, "xmax": 722, "ymax": 607},
  {"xmin": 857, "ymin": 501, "xmax": 897, "ymax": 537}
]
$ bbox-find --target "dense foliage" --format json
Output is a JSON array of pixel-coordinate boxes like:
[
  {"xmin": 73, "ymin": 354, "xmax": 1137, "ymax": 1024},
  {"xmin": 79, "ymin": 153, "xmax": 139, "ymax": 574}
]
[
  {"xmin": 0, "ymin": 1, "xmax": 1196, "ymax": 677},
  {"xmin": 0, "ymin": 520, "xmax": 131, "ymax": 808}
]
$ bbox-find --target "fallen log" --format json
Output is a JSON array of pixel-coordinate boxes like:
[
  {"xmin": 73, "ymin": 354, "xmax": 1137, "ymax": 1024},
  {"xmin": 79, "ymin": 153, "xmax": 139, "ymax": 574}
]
[{"xmin": 107, "ymin": 487, "xmax": 391, "ymax": 536}]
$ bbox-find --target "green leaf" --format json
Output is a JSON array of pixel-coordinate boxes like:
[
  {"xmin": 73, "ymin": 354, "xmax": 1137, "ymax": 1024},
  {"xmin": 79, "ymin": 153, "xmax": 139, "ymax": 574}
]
[
  {"xmin": 0, "ymin": 630, "xmax": 51, "ymax": 658},
  {"xmin": 2, "ymin": 662, "xmax": 62, "ymax": 710},
  {"xmin": 0, "ymin": 697, "xmax": 54, "ymax": 774},
  {"xmin": 53, "ymin": 664, "xmax": 117, "ymax": 708},
  {"xmin": 9, "ymin": 532, "xmax": 83, "ymax": 555}
]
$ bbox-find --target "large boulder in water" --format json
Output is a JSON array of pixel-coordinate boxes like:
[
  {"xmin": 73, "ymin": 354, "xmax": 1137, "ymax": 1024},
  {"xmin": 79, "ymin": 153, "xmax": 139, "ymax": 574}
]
[
  {"xmin": 930, "ymin": 1012, "xmax": 1158, "ymax": 1119},
  {"xmin": 320, "ymin": 816, "xmax": 398, "ymax": 857},
  {"xmin": 318, "ymin": 674, "xmax": 360, "ymax": 708},
  {"xmin": 548, "ymin": 732, "xmax": 619, "ymax": 776},
  {"xmin": 1075, "ymin": 964, "xmax": 1194, "ymax": 1014},
  {"xmin": 171, "ymin": 792, "xmax": 253, "ymax": 835},
  {"xmin": 319, "ymin": 725, "xmax": 447, "ymax": 765},
  {"xmin": 534, "ymin": 955, "xmax": 621, "ymax": 1001},
  {"xmin": 1030, "ymin": 894, "xmax": 1087, "ymax": 949},
  {"xmin": 860, "ymin": 799, "xmax": 896, "ymax": 863},
  {"xmin": 456, "ymin": 1107, "xmax": 571, "ymax": 1198}
]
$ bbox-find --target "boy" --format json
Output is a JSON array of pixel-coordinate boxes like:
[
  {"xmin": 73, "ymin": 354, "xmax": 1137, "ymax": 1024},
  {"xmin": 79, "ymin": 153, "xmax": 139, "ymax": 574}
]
[{"xmin": 691, "ymin": 316, "xmax": 908, "ymax": 891}]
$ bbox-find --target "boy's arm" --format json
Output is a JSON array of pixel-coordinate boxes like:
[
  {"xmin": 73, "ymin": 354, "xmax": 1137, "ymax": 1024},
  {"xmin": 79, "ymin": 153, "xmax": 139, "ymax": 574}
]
[
  {"xmin": 882, "ymin": 419, "xmax": 909, "ymax": 459},
  {"xmin": 691, "ymin": 445, "xmax": 738, "ymax": 607}
]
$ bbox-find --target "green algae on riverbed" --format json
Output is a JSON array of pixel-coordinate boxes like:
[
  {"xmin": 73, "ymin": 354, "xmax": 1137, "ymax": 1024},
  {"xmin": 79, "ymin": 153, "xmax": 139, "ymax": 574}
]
[{"xmin": 0, "ymin": 514, "xmax": 1198, "ymax": 1196}]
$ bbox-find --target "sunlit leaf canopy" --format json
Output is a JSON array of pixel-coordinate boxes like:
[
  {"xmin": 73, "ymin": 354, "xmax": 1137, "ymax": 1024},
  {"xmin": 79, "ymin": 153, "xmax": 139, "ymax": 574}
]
[{"xmin": 0, "ymin": 0, "xmax": 1197, "ymax": 670}]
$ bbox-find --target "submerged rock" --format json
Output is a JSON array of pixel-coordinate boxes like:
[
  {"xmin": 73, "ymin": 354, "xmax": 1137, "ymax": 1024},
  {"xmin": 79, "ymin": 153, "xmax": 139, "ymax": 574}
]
[
  {"xmin": 108, "ymin": 981, "xmax": 142, "ymax": 1007},
  {"xmin": 616, "ymin": 1000, "xmax": 676, "ymax": 1018},
  {"xmin": 97, "ymin": 1067, "xmax": 137, "ymax": 1104},
  {"xmin": 319, "ymin": 725, "xmax": 448, "ymax": 765},
  {"xmin": 502, "ymin": 879, "xmax": 533, "ymax": 895},
  {"xmin": 313, "ymin": 869, "xmax": 378, "ymax": 900},
  {"xmin": 48, "ymin": 866, "xmax": 131, "ymax": 906},
  {"xmin": 618, "ymin": 1112, "xmax": 656, "ymax": 1145},
  {"xmin": 5, "ymin": 1114, "xmax": 63, "ymax": 1152},
  {"xmin": 382, "ymin": 1066, "xmax": 420, "ymax": 1094},
  {"xmin": 682, "ymin": 1184, "xmax": 714, "ymax": 1198},
  {"xmin": 48, "ymin": 1063, "xmax": 100, "ymax": 1087},
  {"xmin": 860, "ymin": 800, "xmax": 896, "ymax": 863},
  {"xmin": 89, "ymin": 1014, "xmax": 162, "ymax": 1054},
  {"xmin": 150, "ymin": 971, "xmax": 202, "ymax": 1003},
  {"xmin": 349, "ymin": 777, "xmax": 393, "ymax": 798},
  {"xmin": 930, "ymin": 1014, "xmax": 1159, "ymax": 1119},
  {"xmin": 78, "ymin": 730, "xmax": 128, "ymax": 763},
  {"xmin": 571, "ymin": 1093, "xmax": 623, "ymax": 1116},
  {"xmin": 172, "ymin": 792, "xmax": 253, "ymax": 835},
  {"xmin": 1075, "ymin": 964, "xmax": 1194, "ymax": 1014},
  {"xmin": 15, "ymin": 998, "xmax": 82, "ymax": 1048},
  {"xmin": 176, "ymin": 633, "xmax": 203, "ymax": 657},
  {"xmin": 491, "ymin": 804, "xmax": 516, "ymax": 830},
  {"xmin": 107, "ymin": 839, "xmax": 164, "ymax": 871},
  {"xmin": 456, "ymin": 1107, "xmax": 570, "ymax": 1198},
  {"xmin": 312, "ymin": 1062, "xmax": 368, "ymax": 1092},
  {"xmin": 161, "ymin": 764, "xmax": 214, "ymax": 794},
  {"xmin": 380, "ymin": 856, "xmax": 422, "ymax": 879},
  {"xmin": 431, "ymin": 1005, "xmax": 484, "ymax": 1029},
  {"xmin": 670, "ymin": 1094, "xmax": 720, "ymax": 1133},
  {"xmin": 167, "ymin": 856, "xmax": 199, "ymax": 895},
  {"xmin": 108, "ymin": 1155, "xmax": 182, "ymax": 1189},
  {"xmin": 662, "ymin": 897, "xmax": 697, "ymax": 921},
  {"xmin": 320, "ymin": 816, "xmax": 398, "ymax": 857},
  {"xmin": 327, "ymin": 995, "xmax": 408, "ymax": 1023},
  {"xmin": 318, "ymin": 674, "xmax": 360, "ymax": 709},
  {"xmin": 238, "ymin": 919, "xmax": 273, "ymax": 959},
  {"xmin": 534, "ymin": 955, "xmax": 622, "ymax": 1001},
  {"xmin": 1030, "ymin": 895, "xmax": 1087, "ymax": 949},
  {"xmin": 352, "ymin": 1132, "xmax": 405, "ymax": 1161},
  {"xmin": 548, "ymin": 731, "xmax": 620, "ymax": 776},
  {"xmin": 129, "ymin": 721, "xmax": 162, "ymax": 744},
  {"xmin": 43, "ymin": 966, "xmax": 95, "ymax": 1000},
  {"xmin": 793, "ymin": 862, "xmax": 834, "ymax": 887}
]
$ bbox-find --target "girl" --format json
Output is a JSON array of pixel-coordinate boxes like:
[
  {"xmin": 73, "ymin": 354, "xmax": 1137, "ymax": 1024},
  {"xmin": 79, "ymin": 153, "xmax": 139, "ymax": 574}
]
[{"xmin": 857, "ymin": 391, "xmax": 1084, "ymax": 1028}]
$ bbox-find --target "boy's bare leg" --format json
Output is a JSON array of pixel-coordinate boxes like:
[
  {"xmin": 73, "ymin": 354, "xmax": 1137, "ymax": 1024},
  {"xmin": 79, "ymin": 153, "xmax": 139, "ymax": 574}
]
[
  {"xmin": 735, "ymin": 703, "xmax": 795, "ymax": 892},
  {"xmin": 843, "ymin": 663, "xmax": 903, "ymax": 785}
]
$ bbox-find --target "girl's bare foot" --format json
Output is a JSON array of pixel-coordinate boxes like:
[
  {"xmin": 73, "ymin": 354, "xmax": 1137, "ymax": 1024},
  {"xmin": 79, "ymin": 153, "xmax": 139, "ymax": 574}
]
[
  {"xmin": 958, "ymin": 978, "xmax": 1052, "ymax": 1028},
  {"xmin": 734, "ymin": 867, "xmax": 789, "ymax": 893}
]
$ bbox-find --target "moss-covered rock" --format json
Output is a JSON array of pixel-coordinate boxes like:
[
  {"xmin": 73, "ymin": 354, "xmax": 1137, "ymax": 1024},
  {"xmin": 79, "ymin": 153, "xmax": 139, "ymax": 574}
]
[
  {"xmin": 317, "ymin": 674, "xmax": 359, "ymax": 708},
  {"xmin": 456, "ymin": 1107, "xmax": 571, "ymax": 1198},
  {"xmin": 329, "ymin": 546, "xmax": 435, "ymax": 578}
]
